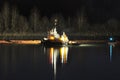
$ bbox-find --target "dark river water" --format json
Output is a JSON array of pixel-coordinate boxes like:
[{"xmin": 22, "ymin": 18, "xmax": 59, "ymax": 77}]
[{"xmin": 0, "ymin": 43, "xmax": 120, "ymax": 80}]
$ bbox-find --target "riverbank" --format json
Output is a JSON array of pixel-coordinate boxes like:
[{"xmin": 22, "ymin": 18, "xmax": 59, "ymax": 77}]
[
  {"xmin": 0, "ymin": 40, "xmax": 41, "ymax": 44},
  {"xmin": 0, "ymin": 33, "xmax": 120, "ymax": 40},
  {"xmin": 0, "ymin": 33, "xmax": 45, "ymax": 40},
  {"xmin": 0, "ymin": 39, "xmax": 120, "ymax": 46}
]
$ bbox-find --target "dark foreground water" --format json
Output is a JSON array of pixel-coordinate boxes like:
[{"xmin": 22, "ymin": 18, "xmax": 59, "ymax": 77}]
[{"xmin": 0, "ymin": 43, "xmax": 120, "ymax": 80}]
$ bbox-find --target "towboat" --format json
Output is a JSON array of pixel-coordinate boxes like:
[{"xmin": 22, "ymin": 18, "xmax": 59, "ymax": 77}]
[{"xmin": 42, "ymin": 27, "xmax": 69, "ymax": 46}]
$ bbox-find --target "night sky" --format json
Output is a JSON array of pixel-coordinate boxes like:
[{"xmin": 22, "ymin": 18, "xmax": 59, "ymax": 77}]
[{"xmin": 0, "ymin": 0, "xmax": 120, "ymax": 23}]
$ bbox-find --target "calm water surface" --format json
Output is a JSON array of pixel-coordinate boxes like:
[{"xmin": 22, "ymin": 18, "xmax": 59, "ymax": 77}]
[{"xmin": 0, "ymin": 43, "xmax": 120, "ymax": 80}]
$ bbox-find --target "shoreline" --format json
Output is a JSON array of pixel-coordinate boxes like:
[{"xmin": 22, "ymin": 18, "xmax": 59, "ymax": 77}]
[
  {"xmin": 0, "ymin": 33, "xmax": 119, "ymax": 45},
  {"xmin": 0, "ymin": 34, "xmax": 120, "ymax": 40},
  {"xmin": 0, "ymin": 40, "xmax": 41, "ymax": 45},
  {"xmin": 0, "ymin": 39, "xmax": 119, "ymax": 45}
]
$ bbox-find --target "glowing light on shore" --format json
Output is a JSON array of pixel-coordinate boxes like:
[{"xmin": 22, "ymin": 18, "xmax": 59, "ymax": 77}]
[
  {"xmin": 79, "ymin": 44, "xmax": 97, "ymax": 47},
  {"xmin": 10, "ymin": 40, "xmax": 41, "ymax": 44},
  {"xmin": 0, "ymin": 40, "xmax": 41, "ymax": 44},
  {"xmin": 68, "ymin": 41, "xmax": 77, "ymax": 44}
]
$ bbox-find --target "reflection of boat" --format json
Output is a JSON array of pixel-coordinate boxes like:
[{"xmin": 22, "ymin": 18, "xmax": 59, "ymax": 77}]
[
  {"xmin": 49, "ymin": 46, "xmax": 69, "ymax": 64},
  {"xmin": 42, "ymin": 27, "xmax": 69, "ymax": 46},
  {"xmin": 46, "ymin": 46, "xmax": 69, "ymax": 79}
]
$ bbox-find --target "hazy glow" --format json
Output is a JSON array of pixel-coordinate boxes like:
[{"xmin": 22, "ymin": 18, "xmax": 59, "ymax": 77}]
[
  {"xmin": 60, "ymin": 32, "xmax": 69, "ymax": 42},
  {"xmin": 0, "ymin": 40, "xmax": 11, "ymax": 44},
  {"xmin": 60, "ymin": 36, "xmax": 65, "ymax": 41},
  {"xmin": 49, "ymin": 36, "xmax": 55, "ymax": 40},
  {"xmin": 109, "ymin": 37, "xmax": 113, "ymax": 41},
  {"xmin": 79, "ymin": 44, "xmax": 97, "ymax": 47},
  {"xmin": 0, "ymin": 40, "xmax": 41, "ymax": 44},
  {"xmin": 68, "ymin": 41, "xmax": 76, "ymax": 44}
]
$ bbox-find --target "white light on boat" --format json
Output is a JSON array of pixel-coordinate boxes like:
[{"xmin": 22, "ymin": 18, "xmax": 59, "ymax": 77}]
[{"xmin": 44, "ymin": 38, "xmax": 48, "ymax": 40}]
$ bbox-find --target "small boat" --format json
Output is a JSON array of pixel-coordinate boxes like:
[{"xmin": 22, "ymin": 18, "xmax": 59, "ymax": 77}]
[{"xmin": 42, "ymin": 27, "xmax": 69, "ymax": 46}]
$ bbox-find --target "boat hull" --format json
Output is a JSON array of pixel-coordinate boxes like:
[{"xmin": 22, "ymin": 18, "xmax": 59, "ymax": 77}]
[{"xmin": 42, "ymin": 40, "xmax": 68, "ymax": 46}]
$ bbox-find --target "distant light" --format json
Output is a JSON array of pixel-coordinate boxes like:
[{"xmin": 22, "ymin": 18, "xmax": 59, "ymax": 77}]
[
  {"xmin": 79, "ymin": 44, "xmax": 97, "ymax": 47},
  {"xmin": 109, "ymin": 37, "xmax": 113, "ymax": 41},
  {"xmin": 49, "ymin": 36, "xmax": 55, "ymax": 40},
  {"xmin": 54, "ymin": 19, "xmax": 58, "ymax": 22}
]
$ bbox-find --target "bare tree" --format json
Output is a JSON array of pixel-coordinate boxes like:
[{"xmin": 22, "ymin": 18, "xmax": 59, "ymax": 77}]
[
  {"xmin": 17, "ymin": 15, "xmax": 29, "ymax": 33},
  {"xmin": 10, "ymin": 6, "xmax": 19, "ymax": 33},
  {"xmin": 1, "ymin": 2, "xmax": 10, "ymax": 33},
  {"xmin": 41, "ymin": 16, "xmax": 50, "ymax": 33},
  {"xmin": 0, "ymin": 13, "xmax": 4, "ymax": 33},
  {"xmin": 29, "ymin": 7, "xmax": 41, "ymax": 33},
  {"xmin": 104, "ymin": 18, "xmax": 120, "ymax": 35},
  {"xmin": 76, "ymin": 8, "xmax": 87, "ymax": 33},
  {"xmin": 65, "ymin": 16, "xmax": 73, "ymax": 33}
]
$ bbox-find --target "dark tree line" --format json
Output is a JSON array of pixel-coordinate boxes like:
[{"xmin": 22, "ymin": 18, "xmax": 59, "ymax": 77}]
[{"xmin": 0, "ymin": 3, "xmax": 120, "ymax": 36}]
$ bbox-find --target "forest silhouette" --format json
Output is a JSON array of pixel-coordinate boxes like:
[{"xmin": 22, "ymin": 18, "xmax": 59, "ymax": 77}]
[{"xmin": 0, "ymin": 2, "xmax": 120, "ymax": 39}]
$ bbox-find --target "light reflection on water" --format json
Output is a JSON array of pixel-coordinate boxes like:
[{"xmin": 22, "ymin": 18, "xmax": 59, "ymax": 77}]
[
  {"xmin": 0, "ymin": 43, "xmax": 120, "ymax": 80},
  {"xmin": 45, "ymin": 46, "xmax": 69, "ymax": 80},
  {"xmin": 109, "ymin": 44, "xmax": 113, "ymax": 62}
]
